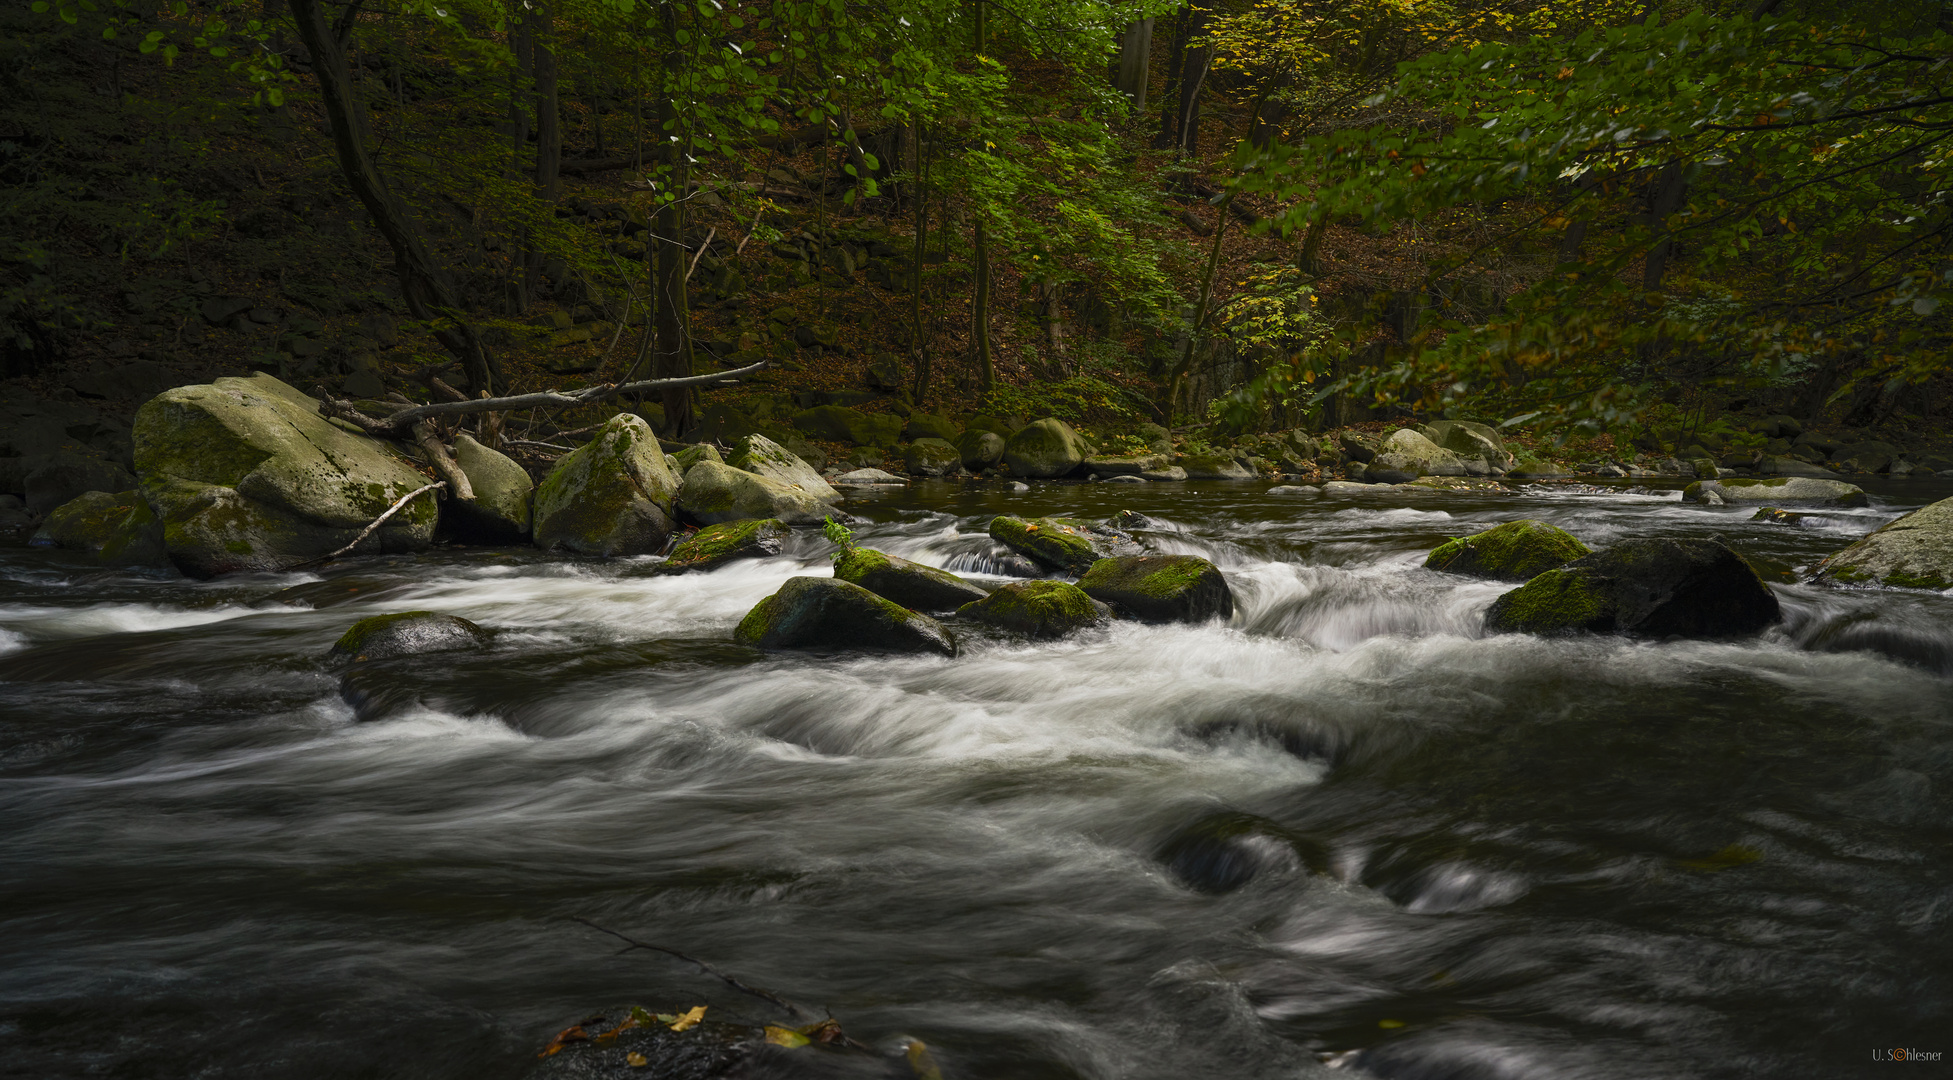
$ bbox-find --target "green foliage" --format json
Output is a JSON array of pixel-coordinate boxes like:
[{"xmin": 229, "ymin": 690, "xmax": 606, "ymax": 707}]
[{"xmin": 822, "ymin": 515, "xmax": 855, "ymax": 557}]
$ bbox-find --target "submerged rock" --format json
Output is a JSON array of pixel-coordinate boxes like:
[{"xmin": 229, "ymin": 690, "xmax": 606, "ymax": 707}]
[
  {"xmin": 1815, "ymin": 495, "xmax": 1953, "ymax": 590},
  {"xmin": 445, "ymin": 434, "xmax": 533, "ymax": 543},
  {"xmin": 677, "ymin": 460, "xmax": 837, "ymax": 526},
  {"xmin": 653, "ymin": 518, "xmax": 790, "ymax": 574},
  {"xmin": 30, "ymin": 489, "xmax": 167, "ymax": 567},
  {"xmin": 1484, "ymin": 538, "xmax": 1780, "ymax": 637},
  {"xmin": 532, "ymin": 413, "xmax": 681, "ymax": 556},
  {"xmin": 989, "ymin": 515, "xmax": 1140, "ymax": 575},
  {"xmin": 831, "ymin": 467, "xmax": 906, "ymax": 486},
  {"xmin": 1424, "ymin": 519, "xmax": 1591, "ymax": 582},
  {"xmin": 1078, "ymin": 554, "xmax": 1234, "ymax": 623},
  {"xmin": 957, "ymin": 579, "xmax": 1110, "ymax": 638},
  {"xmin": 1157, "ymin": 811, "xmax": 1324, "ymax": 894},
  {"xmin": 1684, "ymin": 476, "xmax": 1867, "ymax": 507},
  {"xmin": 735, "ymin": 576, "xmax": 956, "ymax": 655},
  {"xmin": 134, "ymin": 373, "xmax": 437, "ymax": 577},
  {"xmin": 834, "ymin": 547, "xmax": 988, "ymax": 610},
  {"xmin": 328, "ymin": 610, "xmax": 490, "ymax": 663},
  {"xmin": 1002, "ymin": 418, "xmax": 1089, "ymax": 478}
]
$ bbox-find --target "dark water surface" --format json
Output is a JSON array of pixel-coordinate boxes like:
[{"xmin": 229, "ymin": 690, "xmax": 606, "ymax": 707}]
[{"xmin": 3, "ymin": 479, "xmax": 1951, "ymax": 1079}]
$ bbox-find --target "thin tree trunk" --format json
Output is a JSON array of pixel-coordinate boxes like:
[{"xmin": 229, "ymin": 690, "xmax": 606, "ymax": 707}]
[
  {"xmin": 1155, "ymin": 6, "xmax": 1188, "ymax": 146},
  {"xmin": 1116, "ymin": 18, "xmax": 1153, "ymax": 112},
  {"xmin": 909, "ymin": 126, "xmax": 932, "ymax": 402},
  {"xmin": 1298, "ymin": 208, "xmax": 1330, "ymax": 274},
  {"xmin": 1642, "ymin": 161, "xmax": 1688, "ymax": 292},
  {"xmin": 973, "ymin": 217, "xmax": 994, "ymax": 393},
  {"xmin": 1175, "ymin": 19, "xmax": 1212, "ymax": 157},
  {"xmin": 1166, "ymin": 194, "xmax": 1231, "ymax": 417},
  {"xmin": 290, "ymin": 0, "xmax": 499, "ymax": 394},
  {"xmin": 651, "ymin": 14, "xmax": 696, "ymax": 436}
]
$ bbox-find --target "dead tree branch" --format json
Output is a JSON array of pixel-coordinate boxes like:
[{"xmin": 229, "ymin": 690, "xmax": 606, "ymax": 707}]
[
  {"xmin": 413, "ymin": 420, "xmax": 474, "ymax": 500},
  {"xmin": 288, "ymin": 481, "xmax": 446, "ymax": 569}
]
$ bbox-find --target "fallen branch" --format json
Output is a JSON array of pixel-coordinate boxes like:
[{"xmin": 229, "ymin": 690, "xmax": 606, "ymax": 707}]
[
  {"xmin": 289, "ymin": 481, "xmax": 445, "ymax": 569},
  {"xmin": 320, "ymin": 360, "xmax": 769, "ymax": 438},
  {"xmin": 413, "ymin": 420, "xmax": 474, "ymax": 501}
]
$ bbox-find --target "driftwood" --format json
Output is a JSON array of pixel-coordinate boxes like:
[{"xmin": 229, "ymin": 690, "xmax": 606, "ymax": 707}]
[
  {"xmin": 319, "ymin": 360, "xmax": 769, "ymax": 439},
  {"xmin": 287, "ymin": 481, "xmax": 446, "ymax": 570},
  {"xmin": 413, "ymin": 420, "xmax": 474, "ymax": 500}
]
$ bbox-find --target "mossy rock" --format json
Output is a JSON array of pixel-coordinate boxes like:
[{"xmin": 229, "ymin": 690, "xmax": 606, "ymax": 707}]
[
  {"xmin": 790, "ymin": 405, "xmax": 903, "ymax": 447},
  {"xmin": 654, "ymin": 518, "xmax": 790, "ymax": 574},
  {"xmin": 1484, "ymin": 538, "xmax": 1780, "ymax": 637},
  {"xmin": 1176, "ymin": 454, "xmax": 1253, "ymax": 480},
  {"xmin": 904, "ymin": 413, "xmax": 961, "ymax": 441},
  {"xmin": 903, "ymin": 438, "xmax": 962, "ymax": 478},
  {"xmin": 726, "ymin": 433, "xmax": 838, "ymax": 500},
  {"xmin": 677, "ymin": 460, "xmax": 837, "ymax": 526},
  {"xmin": 671, "ymin": 443, "xmax": 723, "ymax": 471},
  {"xmin": 1077, "ymin": 554, "xmax": 1234, "ymax": 623},
  {"xmin": 734, "ymin": 576, "xmax": 956, "ymax": 656},
  {"xmin": 1684, "ymin": 476, "xmax": 1867, "ymax": 506},
  {"xmin": 444, "ymin": 434, "xmax": 533, "ymax": 544},
  {"xmin": 957, "ymin": 579, "xmax": 1110, "ymax": 638},
  {"xmin": 834, "ymin": 547, "xmax": 988, "ymax": 610},
  {"xmin": 1424, "ymin": 519, "xmax": 1591, "ymax": 582},
  {"xmin": 328, "ymin": 610, "xmax": 490, "ymax": 664},
  {"xmin": 988, "ymin": 515, "xmax": 1139, "ymax": 575},
  {"xmin": 1815, "ymin": 495, "xmax": 1953, "ymax": 590},
  {"xmin": 1002, "ymin": 418, "xmax": 1089, "ymax": 478},
  {"xmin": 532, "ymin": 413, "xmax": 680, "ymax": 556},
  {"xmin": 955, "ymin": 430, "xmax": 1006, "ymax": 471}
]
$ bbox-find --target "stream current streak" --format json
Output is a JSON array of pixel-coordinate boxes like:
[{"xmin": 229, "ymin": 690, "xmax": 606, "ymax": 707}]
[{"xmin": 2, "ymin": 480, "xmax": 1950, "ymax": 1079}]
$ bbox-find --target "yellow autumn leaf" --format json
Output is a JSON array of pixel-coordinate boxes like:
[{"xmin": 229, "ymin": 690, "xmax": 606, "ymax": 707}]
[
  {"xmin": 626, "ymin": 1051, "xmax": 650, "ymax": 1067},
  {"xmin": 907, "ymin": 1039, "xmax": 943, "ymax": 1080},
  {"xmin": 668, "ymin": 1005, "xmax": 707, "ymax": 1032},
  {"xmin": 765, "ymin": 1024, "xmax": 811, "ymax": 1048}
]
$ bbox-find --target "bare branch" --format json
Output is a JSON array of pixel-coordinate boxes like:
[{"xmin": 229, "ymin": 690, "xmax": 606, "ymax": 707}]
[
  {"xmin": 288, "ymin": 481, "xmax": 445, "ymax": 569},
  {"xmin": 319, "ymin": 360, "xmax": 769, "ymax": 437},
  {"xmin": 413, "ymin": 420, "xmax": 474, "ymax": 501}
]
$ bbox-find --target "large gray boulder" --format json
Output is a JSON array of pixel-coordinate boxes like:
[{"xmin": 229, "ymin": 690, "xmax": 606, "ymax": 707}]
[
  {"xmin": 532, "ymin": 412, "xmax": 681, "ymax": 555},
  {"xmin": 133, "ymin": 374, "xmax": 437, "ymax": 577},
  {"xmin": 1424, "ymin": 519, "xmax": 1591, "ymax": 582},
  {"xmin": 444, "ymin": 434, "xmax": 533, "ymax": 543},
  {"xmin": 1003, "ymin": 418, "xmax": 1089, "ymax": 478},
  {"xmin": 677, "ymin": 460, "xmax": 838, "ymax": 525},
  {"xmin": 735, "ymin": 576, "xmax": 956, "ymax": 655},
  {"xmin": 1484, "ymin": 538, "xmax": 1780, "ymax": 637},
  {"xmin": 328, "ymin": 610, "xmax": 490, "ymax": 664},
  {"xmin": 1684, "ymin": 476, "xmax": 1867, "ymax": 507},
  {"xmin": 1419, "ymin": 420, "xmax": 1512, "ymax": 468},
  {"xmin": 727, "ymin": 433, "xmax": 840, "ymax": 501},
  {"xmin": 1176, "ymin": 454, "xmax": 1254, "ymax": 480},
  {"xmin": 1366, "ymin": 428, "xmax": 1467, "ymax": 483},
  {"xmin": 1815, "ymin": 496, "xmax": 1953, "ymax": 590}
]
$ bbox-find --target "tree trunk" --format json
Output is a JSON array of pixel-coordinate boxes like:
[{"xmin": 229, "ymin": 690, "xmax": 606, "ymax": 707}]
[
  {"xmin": 1174, "ymin": 25, "xmax": 1212, "ymax": 157},
  {"xmin": 1115, "ymin": 19, "xmax": 1153, "ymax": 112},
  {"xmin": 651, "ymin": 38, "xmax": 696, "ymax": 437},
  {"xmin": 1166, "ymin": 194, "xmax": 1231, "ymax": 417},
  {"xmin": 1642, "ymin": 161, "xmax": 1688, "ymax": 292},
  {"xmin": 973, "ymin": 217, "xmax": 994, "ymax": 393},
  {"xmin": 909, "ymin": 127, "xmax": 932, "ymax": 402},
  {"xmin": 1298, "ymin": 209, "xmax": 1330, "ymax": 275},
  {"xmin": 289, "ymin": 0, "xmax": 499, "ymax": 394},
  {"xmin": 1154, "ymin": 6, "xmax": 1189, "ymax": 147}
]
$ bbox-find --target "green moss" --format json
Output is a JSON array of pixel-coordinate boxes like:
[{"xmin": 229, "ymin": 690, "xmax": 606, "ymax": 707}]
[
  {"xmin": 1484, "ymin": 568, "xmax": 1608, "ymax": 633},
  {"xmin": 733, "ymin": 593, "xmax": 783, "ymax": 645},
  {"xmin": 1423, "ymin": 519, "xmax": 1591, "ymax": 582},
  {"xmin": 1076, "ymin": 554, "xmax": 1233, "ymax": 622},
  {"xmin": 659, "ymin": 518, "xmax": 789, "ymax": 573},
  {"xmin": 833, "ymin": 547, "xmax": 892, "ymax": 579},
  {"xmin": 989, "ymin": 515, "xmax": 1103, "ymax": 574},
  {"xmin": 1881, "ymin": 569, "xmax": 1951, "ymax": 590},
  {"xmin": 958, "ymin": 579, "xmax": 1108, "ymax": 638}
]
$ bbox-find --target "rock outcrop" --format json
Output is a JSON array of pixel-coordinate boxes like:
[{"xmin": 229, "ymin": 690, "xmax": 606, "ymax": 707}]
[
  {"xmin": 726, "ymin": 433, "xmax": 840, "ymax": 501},
  {"xmin": 1684, "ymin": 477, "xmax": 1867, "ymax": 507},
  {"xmin": 1484, "ymin": 538, "xmax": 1780, "ymax": 637},
  {"xmin": 735, "ymin": 576, "xmax": 957, "ymax": 655},
  {"xmin": 532, "ymin": 413, "xmax": 681, "ymax": 556},
  {"xmin": 444, "ymin": 434, "xmax": 533, "ymax": 543},
  {"xmin": 1077, "ymin": 554, "xmax": 1234, "ymax": 622},
  {"xmin": 1815, "ymin": 496, "xmax": 1953, "ymax": 590},
  {"xmin": 1424, "ymin": 519, "xmax": 1591, "ymax": 582}
]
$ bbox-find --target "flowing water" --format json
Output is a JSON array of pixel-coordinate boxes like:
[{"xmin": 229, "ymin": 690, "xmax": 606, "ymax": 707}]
[{"xmin": 3, "ymin": 479, "xmax": 1951, "ymax": 1079}]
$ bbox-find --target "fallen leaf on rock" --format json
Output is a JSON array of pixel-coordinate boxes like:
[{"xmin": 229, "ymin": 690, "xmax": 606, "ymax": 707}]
[
  {"xmin": 538, "ymin": 1025, "xmax": 589, "ymax": 1057},
  {"xmin": 765, "ymin": 1025, "xmax": 810, "ymax": 1048},
  {"xmin": 668, "ymin": 1005, "xmax": 707, "ymax": 1031},
  {"xmin": 626, "ymin": 1051, "xmax": 649, "ymax": 1067},
  {"xmin": 907, "ymin": 1039, "xmax": 943, "ymax": 1080}
]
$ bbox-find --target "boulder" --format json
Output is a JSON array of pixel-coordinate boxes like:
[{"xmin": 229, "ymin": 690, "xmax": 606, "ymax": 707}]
[
  {"xmin": 1834, "ymin": 441, "xmax": 1901, "ymax": 473},
  {"xmin": 1369, "ymin": 428, "xmax": 1467, "ymax": 481},
  {"xmin": 1815, "ymin": 496, "xmax": 1953, "ymax": 590},
  {"xmin": 1420, "ymin": 420, "xmax": 1511, "ymax": 466},
  {"xmin": 1268, "ymin": 485, "xmax": 1320, "ymax": 495},
  {"xmin": 1484, "ymin": 538, "xmax": 1781, "ymax": 637},
  {"xmin": 1085, "ymin": 454, "xmax": 1169, "ymax": 477},
  {"xmin": 956, "ymin": 430, "xmax": 1006, "ymax": 471},
  {"xmin": 1002, "ymin": 418, "xmax": 1090, "ymax": 478},
  {"xmin": 726, "ymin": 433, "xmax": 839, "ymax": 501},
  {"xmin": 903, "ymin": 413, "xmax": 961, "ymax": 441},
  {"xmin": 989, "ymin": 515, "xmax": 1140, "ymax": 575},
  {"xmin": 1336, "ymin": 431, "xmax": 1380, "ymax": 463},
  {"xmin": 677, "ymin": 460, "xmax": 836, "ymax": 526},
  {"xmin": 1139, "ymin": 465, "xmax": 1188, "ymax": 482},
  {"xmin": 1176, "ymin": 454, "xmax": 1253, "ymax": 480},
  {"xmin": 831, "ymin": 468, "xmax": 906, "ymax": 486},
  {"xmin": 957, "ymin": 579, "xmax": 1110, "ymax": 638},
  {"xmin": 734, "ymin": 576, "xmax": 956, "ymax": 656},
  {"xmin": 1077, "ymin": 554, "xmax": 1234, "ymax": 623},
  {"xmin": 29, "ymin": 490, "xmax": 166, "ymax": 566},
  {"xmin": 903, "ymin": 438, "xmax": 962, "ymax": 478},
  {"xmin": 444, "ymin": 435, "xmax": 532, "ymax": 543},
  {"xmin": 1507, "ymin": 461, "xmax": 1571, "ymax": 479},
  {"xmin": 1756, "ymin": 456, "xmax": 1839, "ymax": 478},
  {"xmin": 1684, "ymin": 477, "xmax": 1867, "ymax": 507},
  {"xmin": 328, "ymin": 611, "xmax": 490, "ymax": 664},
  {"xmin": 671, "ymin": 443, "xmax": 723, "ymax": 471},
  {"xmin": 134, "ymin": 374, "xmax": 437, "ymax": 577},
  {"xmin": 791, "ymin": 405, "xmax": 902, "ymax": 447},
  {"xmin": 834, "ymin": 547, "xmax": 989, "ymax": 610},
  {"xmin": 653, "ymin": 518, "xmax": 790, "ymax": 574},
  {"xmin": 532, "ymin": 412, "xmax": 681, "ymax": 556},
  {"xmin": 1424, "ymin": 519, "xmax": 1591, "ymax": 582},
  {"xmin": 24, "ymin": 451, "xmax": 138, "ymax": 516}
]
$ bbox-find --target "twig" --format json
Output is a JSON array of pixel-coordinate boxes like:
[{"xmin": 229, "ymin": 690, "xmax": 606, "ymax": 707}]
[
  {"xmin": 685, "ymin": 227, "xmax": 717, "ymax": 282},
  {"xmin": 288, "ymin": 482, "xmax": 445, "ymax": 569},
  {"xmin": 319, "ymin": 360, "xmax": 769, "ymax": 438},
  {"xmin": 569, "ymin": 917, "xmax": 811, "ymax": 1020},
  {"xmin": 502, "ymin": 439, "xmax": 577, "ymax": 452}
]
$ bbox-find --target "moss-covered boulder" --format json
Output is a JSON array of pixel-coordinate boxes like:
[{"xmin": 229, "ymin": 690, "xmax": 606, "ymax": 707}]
[
  {"xmin": 677, "ymin": 460, "xmax": 837, "ymax": 526},
  {"xmin": 834, "ymin": 547, "xmax": 988, "ymax": 610},
  {"xmin": 988, "ymin": 515, "xmax": 1140, "ymax": 575},
  {"xmin": 444, "ymin": 434, "xmax": 533, "ymax": 543},
  {"xmin": 957, "ymin": 579, "xmax": 1111, "ymax": 638},
  {"xmin": 671, "ymin": 443, "xmax": 723, "ymax": 471},
  {"xmin": 734, "ymin": 576, "xmax": 956, "ymax": 656},
  {"xmin": 30, "ymin": 489, "xmax": 167, "ymax": 566},
  {"xmin": 904, "ymin": 413, "xmax": 961, "ymax": 441},
  {"xmin": 1424, "ymin": 519, "xmax": 1591, "ymax": 582},
  {"xmin": 726, "ymin": 433, "xmax": 839, "ymax": 501},
  {"xmin": 328, "ymin": 610, "xmax": 490, "ymax": 663},
  {"xmin": 1683, "ymin": 476, "xmax": 1867, "ymax": 507},
  {"xmin": 1078, "ymin": 554, "xmax": 1234, "ymax": 623},
  {"xmin": 1484, "ymin": 538, "xmax": 1780, "ymax": 637},
  {"xmin": 1002, "ymin": 418, "xmax": 1090, "ymax": 478},
  {"xmin": 903, "ymin": 438, "xmax": 962, "ymax": 478},
  {"xmin": 1419, "ymin": 420, "xmax": 1511, "ymax": 467},
  {"xmin": 1367, "ymin": 428, "xmax": 1467, "ymax": 483},
  {"xmin": 1085, "ymin": 454, "xmax": 1170, "ymax": 477},
  {"xmin": 133, "ymin": 373, "xmax": 437, "ymax": 577},
  {"xmin": 790, "ymin": 405, "xmax": 903, "ymax": 447},
  {"xmin": 653, "ymin": 518, "xmax": 790, "ymax": 574},
  {"xmin": 1814, "ymin": 495, "xmax": 1953, "ymax": 590},
  {"xmin": 532, "ymin": 413, "xmax": 681, "ymax": 556},
  {"xmin": 1177, "ymin": 454, "xmax": 1253, "ymax": 480},
  {"xmin": 956, "ymin": 430, "xmax": 1006, "ymax": 471}
]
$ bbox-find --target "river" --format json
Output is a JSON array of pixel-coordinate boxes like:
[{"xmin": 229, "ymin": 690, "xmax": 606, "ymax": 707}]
[{"xmin": 3, "ymin": 479, "xmax": 1950, "ymax": 1079}]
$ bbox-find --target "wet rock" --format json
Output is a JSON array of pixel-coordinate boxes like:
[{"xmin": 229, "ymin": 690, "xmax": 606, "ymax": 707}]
[
  {"xmin": 1085, "ymin": 454, "xmax": 1169, "ymax": 476},
  {"xmin": 957, "ymin": 579, "xmax": 1110, "ymax": 638},
  {"xmin": 1753, "ymin": 506, "xmax": 1817, "ymax": 526},
  {"xmin": 1484, "ymin": 538, "xmax": 1781, "ymax": 637},
  {"xmin": 533, "ymin": 413, "xmax": 681, "ymax": 556},
  {"xmin": 445, "ymin": 435, "xmax": 533, "ymax": 543},
  {"xmin": 989, "ymin": 515, "xmax": 1140, "ymax": 575},
  {"xmin": 1815, "ymin": 495, "xmax": 1953, "ymax": 590},
  {"xmin": 1157, "ymin": 811, "xmax": 1322, "ymax": 893},
  {"xmin": 903, "ymin": 438, "xmax": 962, "ymax": 478},
  {"xmin": 834, "ymin": 547, "xmax": 989, "ymax": 610},
  {"xmin": 1268, "ymin": 484, "xmax": 1319, "ymax": 495},
  {"xmin": 1109, "ymin": 510, "xmax": 1155, "ymax": 530},
  {"xmin": 134, "ymin": 373, "xmax": 436, "ymax": 577},
  {"xmin": 30, "ymin": 489, "xmax": 167, "ymax": 566},
  {"xmin": 1507, "ymin": 461, "xmax": 1571, "ymax": 479},
  {"xmin": 1078, "ymin": 554, "xmax": 1234, "ymax": 623},
  {"xmin": 1424, "ymin": 519, "xmax": 1591, "ymax": 582},
  {"xmin": 1684, "ymin": 476, "xmax": 1867, "ymax": 507},
  {"xmin": 1419, "ymin": 420, "xmax": 1511, "ymax": 467},
  {"xmin": 955, "ymin": 430, "xmax": 1006, "ymax": 471},
  {"xmin": 735, "ymin": 576, "xmax": 956, "ymax": 656},
  {"xmin": 1336, "ymin": 431, "xmax": 1380, "ymax": 463},
  {"xmin": 652, "ymin": 518, "xmax": 790, "ymax": 574},
  {"xmin": 525, "ymin": 1009, "xmax": 752, "ymax": 1080},
  {"xmin": 1104, "ymin": 474, "xmax": 1147, "ymax": 484},
  {"xmin": 677, "ymin": 460, "xmax": 837, "ymax": 526},
  {"xmin": 328, "ymin": 610, "xmax": 490, "ymax": 663},
  {"xmin": 1176, "ymin": 454, "xmax": 1253, "ymax": 480},
  {"xmin": 831, "ymin": 467, "xmax": 906, "ymax": 486},
  {"xmin": 1139, "ymin": 465, "xmax": 1188, "ymax": 482},
  {"xmin": 1002, "ymin": 417, "xmax": 1090, "ymax": 479}
]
